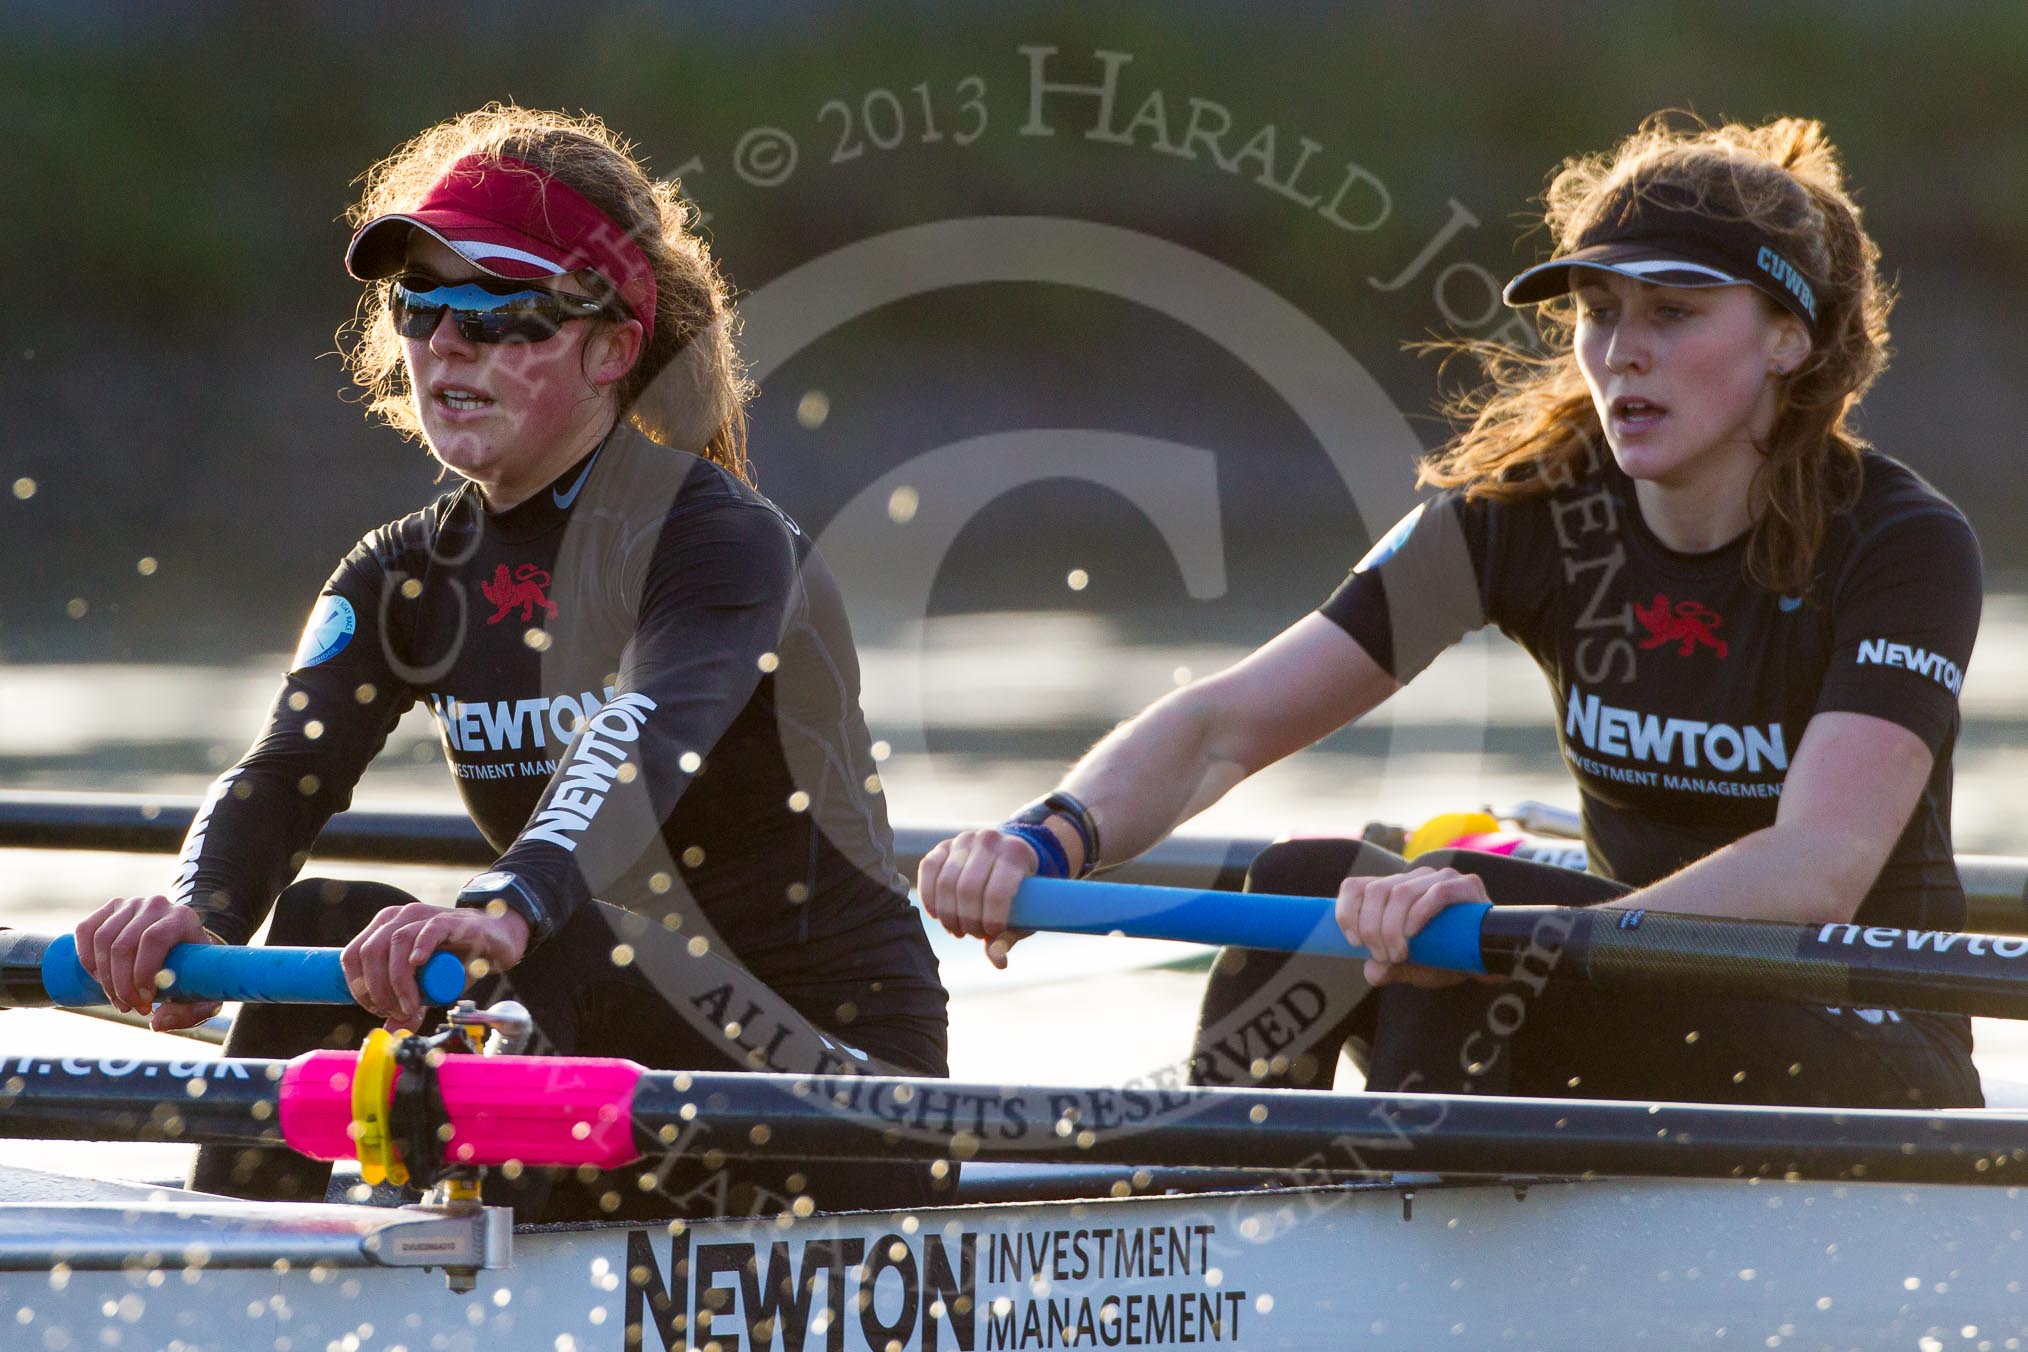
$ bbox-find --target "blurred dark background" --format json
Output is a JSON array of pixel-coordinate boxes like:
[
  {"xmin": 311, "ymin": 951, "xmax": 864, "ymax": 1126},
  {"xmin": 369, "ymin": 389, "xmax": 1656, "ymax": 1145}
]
[{"xmin": 5, "ymin": 1, "xmax": 2025, "ymax": 663}]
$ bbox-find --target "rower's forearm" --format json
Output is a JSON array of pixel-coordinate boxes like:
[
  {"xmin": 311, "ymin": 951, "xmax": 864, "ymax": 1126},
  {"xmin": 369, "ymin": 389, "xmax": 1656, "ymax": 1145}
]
[
  {"xmin": 1054, "ymin": 690, "xmax": 1249, "ymax": 870},
  {"xmin": 1602, "ymin": 824, "xmax": 1863, "ymax": 926}
]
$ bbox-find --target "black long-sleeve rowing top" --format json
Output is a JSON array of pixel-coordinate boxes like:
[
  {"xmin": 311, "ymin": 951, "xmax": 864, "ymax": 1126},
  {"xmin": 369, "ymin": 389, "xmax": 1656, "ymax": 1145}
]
[
  {"xmin": 1322, "ymin": 447, "xmax": 1980, "ymax": 932},
  {"xmin": 175, "ymin": 425, "xmax": 943, "ymax": 1011}
]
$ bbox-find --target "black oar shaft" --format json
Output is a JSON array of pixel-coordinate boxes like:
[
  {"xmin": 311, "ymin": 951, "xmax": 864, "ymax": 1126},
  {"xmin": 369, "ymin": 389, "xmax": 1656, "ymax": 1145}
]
[
  {"xmin": 1018, "ymin": 879, "xmax": 2028, "ymax": 1020},
  {"xmin": 0, "ymin": 790, "xmax": 1267, "ymax": 892},
  {"xmin": 2, "ymin": 1056, "xmax": 2021, "ymax": 1188},
  {"xmin": 1480, "ymin": 907, "xmax": 2028, "ymax": 1020},
  {"xmin": 0, "ymin": 1056, "xmax": 285, "ymax": 1147},
  {"xmin": 0, "ymin": 932, "xmax": 56, "ymax": 1007},
  {"xmin": 0, "ymin": 790, "xmax": 496, "ymax": 867},
  {"xmin": 632, "ymin": 1072, "xmax": 2026, "ymax": 1186}
]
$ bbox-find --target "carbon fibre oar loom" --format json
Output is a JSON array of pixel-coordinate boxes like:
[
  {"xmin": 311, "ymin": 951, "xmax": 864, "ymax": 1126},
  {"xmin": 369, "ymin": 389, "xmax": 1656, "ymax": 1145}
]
[
  {"xmin": 1010, "ymin": 877, "xmax": 2028, "ymax": 1021},
  {"xmin": 1, "ymin": 1052, "xmax": 2023, "ymax": 1188}
]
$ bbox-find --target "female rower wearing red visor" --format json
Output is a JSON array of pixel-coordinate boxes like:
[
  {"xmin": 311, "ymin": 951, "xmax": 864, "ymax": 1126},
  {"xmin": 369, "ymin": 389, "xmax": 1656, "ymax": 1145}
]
[{"xmin": 74, "ymin": 105, "xmax": 950, "ymax": 1221}]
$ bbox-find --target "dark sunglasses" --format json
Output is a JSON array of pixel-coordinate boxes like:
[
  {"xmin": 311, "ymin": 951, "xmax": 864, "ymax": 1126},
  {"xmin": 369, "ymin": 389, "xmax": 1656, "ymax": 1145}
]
[{"xmin": 389, "ymin": 275, "xmax": 619, "ymax": 344}]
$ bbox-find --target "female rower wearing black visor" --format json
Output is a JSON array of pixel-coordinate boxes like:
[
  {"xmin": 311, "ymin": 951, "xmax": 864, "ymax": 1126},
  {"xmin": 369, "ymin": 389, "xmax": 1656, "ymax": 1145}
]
[
  {"xmin": 922, "ymin": 113, "xmax": 1983, "ymax": 1113},
  {"xmin": 73, "ymin": 104, "xmax": 951, "ymax": 1221}
]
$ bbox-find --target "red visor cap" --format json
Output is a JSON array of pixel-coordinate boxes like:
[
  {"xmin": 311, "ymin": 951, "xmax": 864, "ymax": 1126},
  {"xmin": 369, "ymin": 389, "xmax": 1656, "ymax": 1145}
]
[{"xmin": 345, "ymin": 154, "xmax": 657, "ymax": 345}]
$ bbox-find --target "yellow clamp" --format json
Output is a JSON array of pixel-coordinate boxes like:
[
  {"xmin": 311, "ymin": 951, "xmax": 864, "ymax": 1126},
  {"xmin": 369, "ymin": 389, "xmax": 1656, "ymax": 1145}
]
[
  {"xmin": 431, "ymin": 1020, "xmax": 485, "ymax": 1201},
  {"xmin": 352, "ymin": 1027, "xmax": 410, "ymax": 1187},
  {"xmin": 1403, "ymin": 810, "xmax": 1501, "ymax": 861},
  {"xmin": 438, "ymin": 1175, "xmax": 484, "ymax": 1206}
]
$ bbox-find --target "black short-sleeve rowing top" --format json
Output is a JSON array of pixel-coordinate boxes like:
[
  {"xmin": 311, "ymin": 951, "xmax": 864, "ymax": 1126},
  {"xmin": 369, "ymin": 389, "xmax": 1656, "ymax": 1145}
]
[
  {"xmin": 1321, "ymin": 447, "xmax": 1980, "ymax": 931},
  {"xmin": 175, "ymin": 425, "xmax": 943, "ymax": 1018}
]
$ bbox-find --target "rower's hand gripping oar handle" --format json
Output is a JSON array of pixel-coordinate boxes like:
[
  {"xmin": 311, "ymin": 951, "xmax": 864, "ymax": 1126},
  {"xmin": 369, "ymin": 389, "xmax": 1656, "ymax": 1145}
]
[
  {"xmin": 1009, "ymin": 878, "xmax": 2028, "ymax": 1021},
  {"xmin": 34, "ymin": 934, "xmax": 468, "ymax": 1007},
  {"xmin": 1009, "ymin": 876, "xmax": 1491, "ymax": 972}
]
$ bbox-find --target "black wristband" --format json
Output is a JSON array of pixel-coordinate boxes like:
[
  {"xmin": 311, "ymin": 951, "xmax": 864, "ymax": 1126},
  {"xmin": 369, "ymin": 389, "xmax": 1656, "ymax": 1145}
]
[
  {"xmin": 1012, "ymin": 791, "xmax": 1102, "ymax": 878},
  {"xmin": 455, "ymin": 870, "xmax": 554, "ymax": 945}
]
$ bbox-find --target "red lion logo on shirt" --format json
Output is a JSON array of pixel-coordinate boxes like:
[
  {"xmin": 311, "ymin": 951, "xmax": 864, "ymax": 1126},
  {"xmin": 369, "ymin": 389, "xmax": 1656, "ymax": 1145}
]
[
  {"xmin": 481, "ymin": 564, "xmax": 558, "ymax": 625},
  {"xmin": 1634, "ymin": 593, "xmax": 1728, "ymax": 658}
]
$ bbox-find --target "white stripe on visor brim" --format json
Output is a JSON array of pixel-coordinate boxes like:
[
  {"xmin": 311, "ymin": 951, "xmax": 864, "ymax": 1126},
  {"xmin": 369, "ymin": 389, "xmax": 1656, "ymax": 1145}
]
[
  {"xmin": 1596, "ymin": 257, "xmax": 1742, "ymax": 285},
  {"xmin": 448, "ymin": 238, "xmax": 574, "ymax": 275},
  {"xmin": 1503, "ymin": 254, "xmax": 1751, "ymax": 307}
]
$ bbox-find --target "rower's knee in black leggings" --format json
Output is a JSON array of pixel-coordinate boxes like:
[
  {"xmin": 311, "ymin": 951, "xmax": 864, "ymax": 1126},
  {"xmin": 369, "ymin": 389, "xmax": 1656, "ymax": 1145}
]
[
  {"xmin": 1247, "ymin": 837, "xmax": 1410, "ymax": 893},
  {"xmin": 1212, "ymin": 835, "xmax": 1412, "ymax": 980},
  {"xmin": 190, "ymin": 879, "xmax": 423, "ymax": 1200},
  {"xmin": 1356, "ymin": 849, "xmax": 1629, "ymax": 1095},
  {"xmin": 1189, "ymin": 838, "xmax": 1407, "ymax": 1091},
  {"xmin": 1189, "ymin": 840, "xmax": 1630, "ymax": 1094},
  {"xmin": 1409, "ymin": 848, "xmax": 1628, "ymax": 907},
  {"xmin": 266, "ymin": 878, "xmax": 416, "ymax": 947}
]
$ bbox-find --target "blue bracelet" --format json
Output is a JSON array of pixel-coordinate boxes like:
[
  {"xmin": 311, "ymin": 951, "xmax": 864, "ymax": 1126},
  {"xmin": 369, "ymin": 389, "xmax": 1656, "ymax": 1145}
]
[
  {"xmin": 1000, "ymin": 821, "xmax": 1070, "ymax": 879},
  {"xmin": 1041, "ymin": 791, "xmax": 1102, "ymax": 875},
  {"xmin": 1010, "ymin": 794, "xmax": 1102, "ymax": 878}
]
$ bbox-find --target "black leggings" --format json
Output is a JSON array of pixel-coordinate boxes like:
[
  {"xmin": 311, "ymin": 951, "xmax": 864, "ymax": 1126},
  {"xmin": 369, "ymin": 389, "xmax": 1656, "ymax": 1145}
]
[
  {"xmin": 1190, "ymin": 839, "xmax": 1983, "ymax": 1109},
  {"xmin": 193, "ymin": 879, "xmax": 953, "ymax": 1220}
]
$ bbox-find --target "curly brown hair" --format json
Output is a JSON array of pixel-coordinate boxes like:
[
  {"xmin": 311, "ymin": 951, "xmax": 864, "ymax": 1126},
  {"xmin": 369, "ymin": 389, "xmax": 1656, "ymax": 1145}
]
[
  {"xmin": 1422, "ymin": 113, "xmax": 1893, "ymax": 594},
  {"xmin": 338, "ymin": 103, "xmax": 755, "ymax": 484}
]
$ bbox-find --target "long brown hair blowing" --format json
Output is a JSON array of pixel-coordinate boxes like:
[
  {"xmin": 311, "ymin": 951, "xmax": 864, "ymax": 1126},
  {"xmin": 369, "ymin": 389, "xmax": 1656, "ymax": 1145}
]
[
  {"xmin": 1422, "ymin": 114, "xmax": 1892, "ymax": 594},
  {"xmin": 339, "ymin": 104, "xmax": 756, "ymax": 484}
]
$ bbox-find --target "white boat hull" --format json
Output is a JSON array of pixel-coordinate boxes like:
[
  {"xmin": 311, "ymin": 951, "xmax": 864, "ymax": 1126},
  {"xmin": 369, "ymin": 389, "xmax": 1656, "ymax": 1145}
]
[{"xmin": 7, "ymin": 1173, "xmax": 2027, "ymax": 1350}]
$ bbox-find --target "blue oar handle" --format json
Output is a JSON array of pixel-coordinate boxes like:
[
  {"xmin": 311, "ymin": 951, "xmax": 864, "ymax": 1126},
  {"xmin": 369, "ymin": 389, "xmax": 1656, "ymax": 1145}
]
[
  {"xmin": 41, "ymin": 936, "xmax": 468, "ymax": 1007},
  {"xmin": 1010, "ymin": 877, "xmax": 1491, "ymax": 973}
]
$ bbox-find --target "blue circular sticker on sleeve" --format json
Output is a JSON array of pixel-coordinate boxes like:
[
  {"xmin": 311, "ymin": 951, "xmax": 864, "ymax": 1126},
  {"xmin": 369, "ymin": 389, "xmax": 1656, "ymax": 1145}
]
[
  {"xmin": 292, "ymin": 594, "xmax": 357, "ymax": 669},
  {"xmin": 1353, "ymin": 501, "xmax": 1426, "ymax": 573}
]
